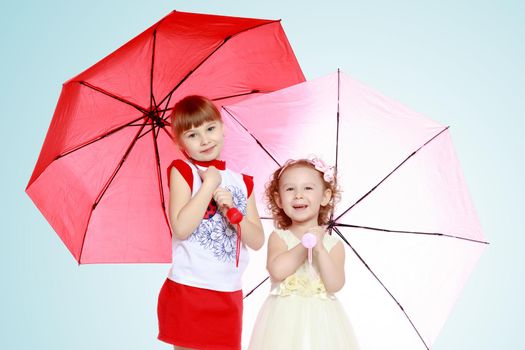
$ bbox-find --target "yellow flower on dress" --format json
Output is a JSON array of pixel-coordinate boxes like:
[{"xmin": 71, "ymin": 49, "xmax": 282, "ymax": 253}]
[
  {"xmin": 280, "ymin": 274, "xmax": 300, "ymax": 296},
  {"xmin": 278, "ymin": 270, "xmax": 328, "ymax": 298}
]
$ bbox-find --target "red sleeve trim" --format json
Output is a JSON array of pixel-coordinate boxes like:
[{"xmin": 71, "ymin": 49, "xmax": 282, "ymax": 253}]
[
  {"xmin": 167, "ymin": 159, "xmax": 193, "ymax": 191},
  {"xmin": 242, "ymin": 174, "xmax": 254, "ymax": 198}
]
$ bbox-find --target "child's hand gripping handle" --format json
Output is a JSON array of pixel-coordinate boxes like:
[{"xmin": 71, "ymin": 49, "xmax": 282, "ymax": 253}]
[
  {"xmin": 210, "ymin": 182, "xmax": 243, "ymax": 267},
  {"xmin": 301, "ymin": 232, "xmax": 317, "ymax": 266},
  {"xmin": 225, "ymin": 206, "xmax": 242, "ymax": 225},
  {"xmin": 223, "ymin": 204, "xmax": 243, "ymax": 267}
]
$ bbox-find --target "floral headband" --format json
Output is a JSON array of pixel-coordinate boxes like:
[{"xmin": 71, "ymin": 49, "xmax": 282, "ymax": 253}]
[{"xmin": 277, "ymin": 156, "xmax": 336, "ymax": 183}]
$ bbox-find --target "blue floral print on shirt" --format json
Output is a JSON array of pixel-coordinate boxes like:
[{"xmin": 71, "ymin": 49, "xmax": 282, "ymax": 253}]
[{"xmin": 190, "ymin": 185, "xmax": 248, "ymax": 262}]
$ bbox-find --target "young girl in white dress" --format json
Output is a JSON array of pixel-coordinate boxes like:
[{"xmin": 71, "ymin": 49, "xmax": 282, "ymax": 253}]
[{"xmin": 248, "ymin": 157, "xmax": 360, "ymax": 350}]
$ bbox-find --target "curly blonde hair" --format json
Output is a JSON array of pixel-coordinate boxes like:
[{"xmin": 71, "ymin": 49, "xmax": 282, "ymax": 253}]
[{"xmin": 265, "ymin": 159, "xmax": 340, "ymax": 229}]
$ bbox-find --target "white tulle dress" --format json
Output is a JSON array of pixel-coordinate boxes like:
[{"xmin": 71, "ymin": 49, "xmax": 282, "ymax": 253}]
[{"xmin": 248, "ymin": 229, "xmax": 360, "ymax": 350}]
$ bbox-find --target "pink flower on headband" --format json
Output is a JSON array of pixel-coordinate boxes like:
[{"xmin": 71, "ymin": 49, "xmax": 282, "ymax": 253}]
[
  {"xmin": 307, "ymin": 156, "xmax": 335, "ymax": 183},
  {"xmin": 277, "ymin": 156, "xmax": 335, "ymax": 183}
]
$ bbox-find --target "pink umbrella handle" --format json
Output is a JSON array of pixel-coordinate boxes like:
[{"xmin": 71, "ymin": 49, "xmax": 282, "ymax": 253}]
[{"xmin": 302, "ymin": 232, "xmax": 317, "ymax": 265}]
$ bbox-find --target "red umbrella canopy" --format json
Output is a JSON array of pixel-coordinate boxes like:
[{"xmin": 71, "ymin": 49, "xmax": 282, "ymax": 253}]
[{"xmin": 26, "ymin": 10, "xmax": 305, "ymax": 264}]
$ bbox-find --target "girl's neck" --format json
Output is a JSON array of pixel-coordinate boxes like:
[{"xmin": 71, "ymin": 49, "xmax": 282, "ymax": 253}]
[{"xmin": 288, "ymin": 219, "xmax": 319, "ymax": 238}]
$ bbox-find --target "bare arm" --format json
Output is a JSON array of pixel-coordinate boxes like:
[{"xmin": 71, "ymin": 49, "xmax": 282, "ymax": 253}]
[
  {"xmin": 168, "ymin": 166, "xmax": 220, "ymax": 240},
  {"xmin": 314, "ymin": 241, "xmax": 346, "ymax": 293},
  {"xmin": 238, "ymin": 194, "xmax": 264, "ymax": 250},
  {"xmin": 266, "ymin": 231, "xmax": 307, "ymax": 282}
]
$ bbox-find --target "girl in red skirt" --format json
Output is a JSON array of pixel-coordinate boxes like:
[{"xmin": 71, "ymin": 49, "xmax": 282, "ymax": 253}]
[{"xmin": 158, "ymin": 95, "xmax": 265, "ymax": 349}]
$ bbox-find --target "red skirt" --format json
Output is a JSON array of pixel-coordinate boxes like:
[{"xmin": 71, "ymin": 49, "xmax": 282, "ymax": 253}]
[{"xmin": 157, "ymin": 278, "xmax": 243, "ymax": 350}]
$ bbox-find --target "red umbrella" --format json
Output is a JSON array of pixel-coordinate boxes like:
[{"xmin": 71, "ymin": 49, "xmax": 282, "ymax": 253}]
[{"xmin": 26, "ymin": 10, "xmax": 305, "ymax": 264}]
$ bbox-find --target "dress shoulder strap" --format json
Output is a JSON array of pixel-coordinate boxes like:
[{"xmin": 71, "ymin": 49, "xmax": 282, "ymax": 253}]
[
  {"xmin": 274, "ymin": 229, "xmax": 300, "ymax": 250},
  {"xmin": 322, "ymin": 233, "xmax": 341, "ymax": 252}
]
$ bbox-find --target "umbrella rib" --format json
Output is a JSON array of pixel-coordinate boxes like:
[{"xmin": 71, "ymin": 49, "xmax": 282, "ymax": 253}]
[
  {"xmin": 160, "ymin": 123, "xmax": 175, "ymax": 140},
  {"xmin": 332, "ymin": 226, "xmax": 430, "ymax": 350},
  {"xmin": 57, "ymin": 115, "xmax": 149, "ymax": 159},
  {"xmin": 150, "ymin": 28, "xmax": 157, "ymax": 110},
  {"xmin": 159, "ymin": 93, "xmax": 174, "ymax": 122},
  {"xmin": 157, "ymin": 20, "xmax": 281, "ymax": 108},
  {"xmin": 151, "ymin": 124, "xmax": 172, "ymax": 235},
  {"xmin": 330, "ymin": 68, "xmax": 342, "ymax": 224},
  {"xmin": 79, "ymin": 81, "xmax": 147, "ymax": 113},
  {"xmin": 57, "ymin": 81, "xmax": 150, "ymax": 159},
  {"xmin": 222, "ymin": 106, "xmax": 282, "ymax": 167},
  {"xmin": 78, "ymin": 122, "xmax": 148, "ymax": 261},
  {"xmin": 156, "ymin": 40, "xmax": 228, "ymax": 107},
  {"xmin": 212, "ymin": 90, "xmax": 268, "ymax": 102},
  {"xmin": 335, "ymin": 223, "xmax": 489, "ymax": 245},
  {"xmin": 334, "ymin": 126, "xmax": 450, "ymax": 222},
  {"xmin": 137, "ymin": 124, "xmax": 156, "ymax": 140},
  {"xmin": 147, "ymin": 23, "xmax": 173, "ymax": 243},
  {"xmin": 335, "ymin": 68, "xmax": 341, "ymax": 174},
  {"xmin": 157, "ymin": 89, "xmax": 271, "ymax": 125},
  {"xmin": 243, "ymin": 276, "xmax": 270, "ymax": 300}
]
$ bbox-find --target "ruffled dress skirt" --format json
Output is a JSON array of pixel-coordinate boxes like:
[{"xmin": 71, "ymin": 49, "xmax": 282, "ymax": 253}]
[{"xmin": 248, "ymin": 294, "xmax": 360, "ymax": 350}]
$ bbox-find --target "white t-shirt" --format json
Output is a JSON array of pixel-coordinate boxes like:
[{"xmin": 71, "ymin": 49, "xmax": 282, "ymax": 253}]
[{"xmin": 167, "ymin": 159, "xmax": 252, "ymax": 292}]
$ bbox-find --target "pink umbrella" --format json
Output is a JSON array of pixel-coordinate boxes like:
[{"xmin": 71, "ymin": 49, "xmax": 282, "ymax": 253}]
[
  {"xmin": 220, "ymin": 71, "xmax": 488, "ymax": 349},
  {"xmin": 25, "ymin": 10, "xmax": 304, "ymax": 264}
]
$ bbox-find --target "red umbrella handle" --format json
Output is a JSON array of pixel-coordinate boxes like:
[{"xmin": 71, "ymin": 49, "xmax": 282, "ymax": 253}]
[
  {"xmin": 225, "ymin": 206, "xmax": 243, "ymax": 267},
  {"xmin": 226, "ymin": 207, "xmax": 243, "ymax": 224}
]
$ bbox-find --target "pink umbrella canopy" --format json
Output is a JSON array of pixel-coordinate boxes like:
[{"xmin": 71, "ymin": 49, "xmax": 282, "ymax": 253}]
[
  {"xmin": 26, "ymin": 10, "xmax": 305, "ymax": 264},
  {"xmin": 220, "ymin": 71, "xmax": 488, "ymax": 349}
]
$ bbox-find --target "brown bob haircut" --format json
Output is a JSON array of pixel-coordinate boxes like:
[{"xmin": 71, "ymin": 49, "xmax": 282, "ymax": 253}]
[{"xmin": 170, "ymin": 95, "xmax": 222, "ymax": 141}]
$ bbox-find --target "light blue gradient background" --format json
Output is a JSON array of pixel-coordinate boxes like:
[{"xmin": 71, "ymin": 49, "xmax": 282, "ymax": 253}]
[{"xmin": 1, "ymin": 0, "xmax": 523, "ymax": 349}]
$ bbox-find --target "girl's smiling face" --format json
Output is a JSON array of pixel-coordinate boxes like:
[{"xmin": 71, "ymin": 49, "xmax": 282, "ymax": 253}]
[
  {"xmin": 275, "ymin": 165, "xmax": 332, "ymax": 226},
  {"xmin": 179, "ymin": 120, "xmax": 224, "ymax": 161}
]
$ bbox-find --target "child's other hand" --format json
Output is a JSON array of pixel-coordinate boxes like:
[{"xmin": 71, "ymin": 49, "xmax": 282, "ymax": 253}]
[
  {"xmin": 198, "ymin": 166, "xmax": 221, "ymax": 188},
  {"xmin": 213, "ymin": 188, "xmax": 234, "ymax": 212},
  {"xmin": 308, "ymin": 226, "xmax": 327, "ymax": 252}
]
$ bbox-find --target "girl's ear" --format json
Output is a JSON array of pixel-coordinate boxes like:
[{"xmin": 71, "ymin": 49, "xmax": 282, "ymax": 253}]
[
  {"xmin": 273, "ymin": 191, "xmax": 283, "ymax": 209},
  {"xmin": 321, "ymin": 188, "xmax": 332, "ymax": 206}
]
